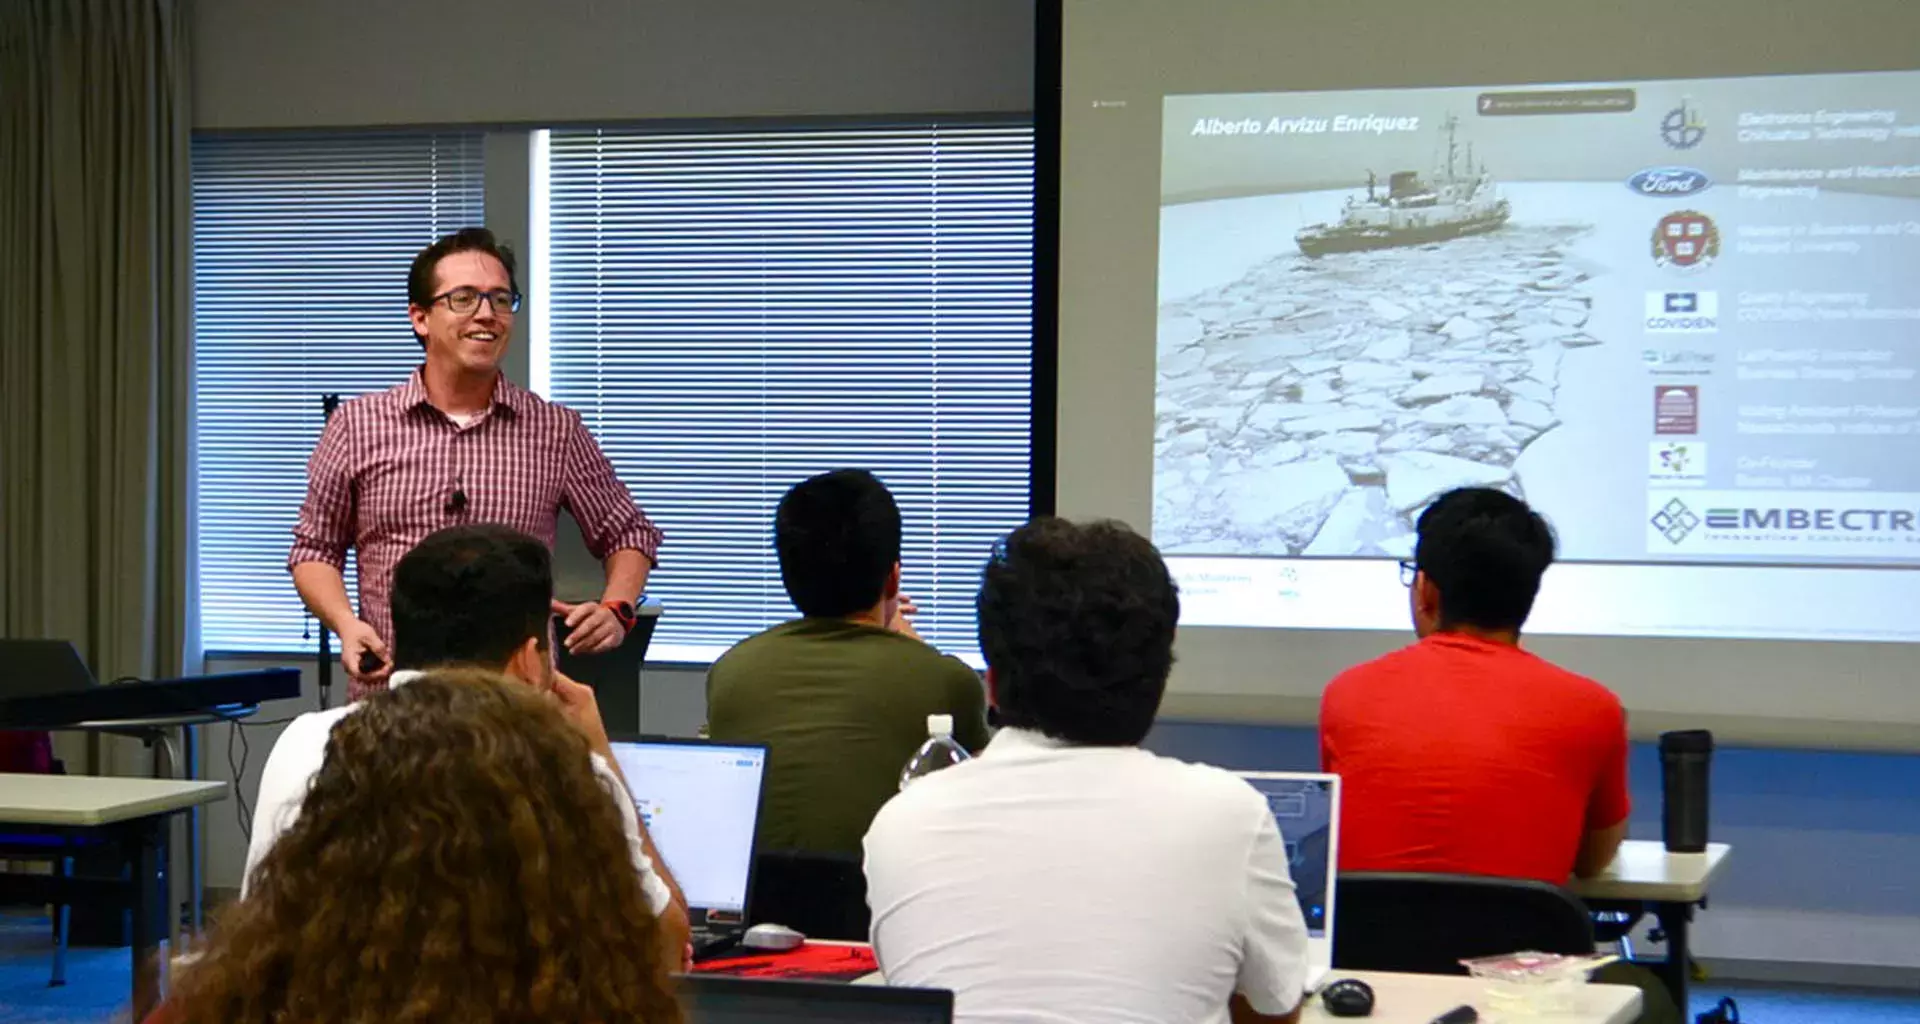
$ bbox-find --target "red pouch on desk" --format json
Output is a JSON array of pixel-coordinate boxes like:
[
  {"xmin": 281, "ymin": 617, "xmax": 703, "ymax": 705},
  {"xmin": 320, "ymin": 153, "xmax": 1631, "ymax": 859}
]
[{"xmin": 691, "ymin": 943, "xmax": 878, "ymax": 982}]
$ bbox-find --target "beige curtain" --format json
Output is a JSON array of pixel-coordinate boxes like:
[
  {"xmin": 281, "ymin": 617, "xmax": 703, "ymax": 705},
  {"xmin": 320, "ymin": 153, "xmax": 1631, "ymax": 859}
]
[{"xmin": 0, "ymin": 0, "xmax": 196, "ymax": 685}]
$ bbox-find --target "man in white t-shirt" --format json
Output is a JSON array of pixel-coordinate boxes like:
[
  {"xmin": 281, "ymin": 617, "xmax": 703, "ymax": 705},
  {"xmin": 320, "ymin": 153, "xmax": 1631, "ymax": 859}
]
[
  {"xmin": 246, "ymin": 524, "xmax": 688, "ymax": 956},
  {"xmin": 863, "ymin": 519, "xmax": 1309, "ymax": 1024}
]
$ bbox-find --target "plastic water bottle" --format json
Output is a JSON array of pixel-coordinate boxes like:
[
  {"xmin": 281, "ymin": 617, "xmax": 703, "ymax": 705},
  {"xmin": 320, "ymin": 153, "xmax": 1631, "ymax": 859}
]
[{"xmin": 899, "ymin": 714, "xmax": 970, "ymax": 790}]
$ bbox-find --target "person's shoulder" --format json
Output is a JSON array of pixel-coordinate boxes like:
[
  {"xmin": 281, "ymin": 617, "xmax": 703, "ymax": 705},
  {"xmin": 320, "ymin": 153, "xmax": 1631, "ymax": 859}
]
[
  {"xmin": 336, "ymin": 378, "xmax": 417, "ymax": 420},
  {"xmin": 278, "ymin": 704, "xmax": 358, "ymax": 750},
  {"xmin": 1524, "ymin": 654, "xmax": 1623, "ymax": 713},
  {"xmin": 1325, "ymin": 641, "xmax": 1419, "ymax": 697},
  {"xmin": 500, "ymin": 379, "xmax": 580, "ymax": 426},
  {"xmin": 868, "ymin": 756, "xmax": 977, "ymax": 834},
  {"xmin": 866, "ymin": 626, "xmax": 971, "ymax": 668},
  {"xmin": 1095, "ymin": 749, "xmax": 1269, "ymax": 820},
  {"xmin": 259, "ymin": 704, "xmax": 358, "ymax": 785},
  {"xmin": 1114, "ymin": 755, "xmax": 1281, "ymax": 842},
  {"xmin": 712, "ymin": 620, "xmax": 806, "ymax": 669}
]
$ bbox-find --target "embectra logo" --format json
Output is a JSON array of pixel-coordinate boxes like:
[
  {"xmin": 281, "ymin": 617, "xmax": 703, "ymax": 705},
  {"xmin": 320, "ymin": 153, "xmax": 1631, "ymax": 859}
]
[
  {"xmin": 1704, "ymin": 507, "xmax": 1920, "ymax": 532},
  {"xmin": 1651, "ymin": 498, "xmax": 1701, "ymax": 543},
  {"xmin": 1644, "ymin": 290, "xmax": 1719, "ymax": 333},
  {"xmin": 1651, "ymin": 490, "xmax": 1920, "ymax": 553},
  {"xmin": 1628, "ymin": 166, "xmax": 1712, "ymax": 197}
]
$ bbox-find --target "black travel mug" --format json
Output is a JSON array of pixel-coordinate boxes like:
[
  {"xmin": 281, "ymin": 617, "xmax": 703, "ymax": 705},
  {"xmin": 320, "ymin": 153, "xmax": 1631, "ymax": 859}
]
[{"xmin": 1659, "ymin": 729, "xmax": 1713, "ymax": 853}]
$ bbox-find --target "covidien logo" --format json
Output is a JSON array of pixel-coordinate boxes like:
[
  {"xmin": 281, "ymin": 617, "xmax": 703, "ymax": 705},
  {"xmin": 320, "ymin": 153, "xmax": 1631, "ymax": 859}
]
[{"xmin": 1644, "ymin": 291, "xmax": 1718, "ymax": 333}]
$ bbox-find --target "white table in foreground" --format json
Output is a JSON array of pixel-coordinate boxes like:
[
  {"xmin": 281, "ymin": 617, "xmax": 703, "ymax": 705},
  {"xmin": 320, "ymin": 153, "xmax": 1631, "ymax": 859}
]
[
  {"xmin": 0, "ymin": 774, "xmax": 228, "ymax": 1021},
  {"xmin": 0, "ymin": 773, "xmax": 227, "ymax": 826},
  {"xmin": 1304, "ymin": 971, "xmax": 1640, "ymax": 1024},
  {"xmin": 1570, "ymin": 840, "xmax": 1731, "ymax": 902},
  {"xmin": 851, "ymin": 957, "xmax": 1638, "ymax": 1023}
]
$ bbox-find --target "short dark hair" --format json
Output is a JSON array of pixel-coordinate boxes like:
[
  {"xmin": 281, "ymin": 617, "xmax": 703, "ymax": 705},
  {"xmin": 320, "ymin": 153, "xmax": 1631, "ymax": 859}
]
[
  {"xmin": 1413, "ymin": 487, "xmax": 1557, "ymax": 632},
  {"xmin": 406, "ymin": 227, "xmax": 520, "ymax": 346},
  {"xmin": 774, "ymin": 470, "xmax": 902, "ymax": 618},
  {"xmin": 976, "ymin": 518, "xmax": 1179, "ymax": 747},
  {"xmin": 390, "ymin": 525, "xmax": 552, "ymax": 671}
]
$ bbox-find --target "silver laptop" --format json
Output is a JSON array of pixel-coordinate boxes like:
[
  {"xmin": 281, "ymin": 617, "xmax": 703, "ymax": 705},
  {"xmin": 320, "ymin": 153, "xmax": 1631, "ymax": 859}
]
[
  {"xmin": 609, "ymin": 737, "xmax": 768, "ymax": 959},
  {"xmin": 1235, "ymin": 771, "xmax": 1341, "ymax": 992}
]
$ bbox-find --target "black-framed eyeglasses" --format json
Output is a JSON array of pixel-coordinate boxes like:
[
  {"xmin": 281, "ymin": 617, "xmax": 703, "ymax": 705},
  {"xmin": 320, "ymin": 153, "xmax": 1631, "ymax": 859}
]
[
  {"xmin": 429, "ymin": 286, "xmax": 522, "ymax": 316},
  {"xmin": 1398, "ymin": 560, "xmax": 1418, "ymax": 587}
]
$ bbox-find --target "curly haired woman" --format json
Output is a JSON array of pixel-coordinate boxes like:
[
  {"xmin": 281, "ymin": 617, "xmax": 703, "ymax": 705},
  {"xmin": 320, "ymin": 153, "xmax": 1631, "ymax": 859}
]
[{"xmin": 165, "ymin": 670, "xmax": 682, "ymax": 1024}]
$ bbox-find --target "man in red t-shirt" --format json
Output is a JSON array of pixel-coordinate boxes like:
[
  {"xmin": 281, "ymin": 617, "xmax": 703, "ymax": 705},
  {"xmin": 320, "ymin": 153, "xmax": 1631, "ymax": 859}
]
[{"xmin": 1321, "ymin": 487, "xmax": 1629, "ymax": 885}]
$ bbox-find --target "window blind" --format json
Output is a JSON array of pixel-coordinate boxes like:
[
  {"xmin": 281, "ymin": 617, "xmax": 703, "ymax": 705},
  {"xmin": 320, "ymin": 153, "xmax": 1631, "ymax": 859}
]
[
  {"xmin": 536, "ymin": 123, "xmax": 1035, "ymax": 664},
  {"xmin": 193, "ymin": 133, "xmax": 486, "ymax": 652}
]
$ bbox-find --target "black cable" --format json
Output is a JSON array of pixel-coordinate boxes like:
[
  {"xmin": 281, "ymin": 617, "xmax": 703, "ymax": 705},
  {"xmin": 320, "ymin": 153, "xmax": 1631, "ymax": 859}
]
[{"xmin": 228, "ymin": 720, "xmax": 254, "ymax": 841}]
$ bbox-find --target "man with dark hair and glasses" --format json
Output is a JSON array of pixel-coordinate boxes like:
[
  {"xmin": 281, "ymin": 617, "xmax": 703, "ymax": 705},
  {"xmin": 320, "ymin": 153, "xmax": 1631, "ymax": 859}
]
[
  {"xmin": 290, "ymin": 227, "xmax": 661, "ymax": 698},
  {"xmin": 1321, "ymin": 487, "xmax": 1630, "ymax": 886}
]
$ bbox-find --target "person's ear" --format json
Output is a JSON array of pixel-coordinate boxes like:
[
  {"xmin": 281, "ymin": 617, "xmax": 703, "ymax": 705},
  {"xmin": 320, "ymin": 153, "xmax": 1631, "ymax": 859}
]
[
  {"xmin": 886, "ymin": 563, "xmax": 903, "ymax": 599},
  {"xmin": 983, "ymin": 666, "xmax": 1001, "ymax": 709},
  {"xmin": 408, "ymin": 303, "xmax": 431, "ymax": 344},
  {"xmin": 505, "ymin": 635, "xmax": 548, "ymax": 690},
  {"xmin": 1413, "ymin": 573, "xmax": 1443, "ymax": 623}
]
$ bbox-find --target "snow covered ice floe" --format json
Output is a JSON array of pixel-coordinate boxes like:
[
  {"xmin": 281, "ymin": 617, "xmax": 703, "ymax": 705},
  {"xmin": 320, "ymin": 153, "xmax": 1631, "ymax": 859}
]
[{"xmin": 1153, "ymin": 224, "xmax": 1599, "ymax": 557}]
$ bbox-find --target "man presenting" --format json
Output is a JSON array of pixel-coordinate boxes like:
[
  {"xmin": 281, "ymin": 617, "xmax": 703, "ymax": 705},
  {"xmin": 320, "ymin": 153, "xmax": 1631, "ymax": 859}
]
[{"xmin": 290, "ymin": 228, "xmax": 659, "ymax": 698}]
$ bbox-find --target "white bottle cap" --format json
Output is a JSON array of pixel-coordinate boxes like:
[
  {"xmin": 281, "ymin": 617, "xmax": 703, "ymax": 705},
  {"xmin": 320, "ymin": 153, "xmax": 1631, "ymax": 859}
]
[{"xmin": 927, "ymin": 714, "xmax": 954, "ymax": 737}]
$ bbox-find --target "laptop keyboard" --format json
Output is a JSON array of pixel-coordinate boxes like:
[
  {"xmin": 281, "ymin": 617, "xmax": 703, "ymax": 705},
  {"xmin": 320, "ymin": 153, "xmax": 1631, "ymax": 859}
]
[{"xmin": 690, "ymin": 928, "xmax": 743, "ymax": 961}]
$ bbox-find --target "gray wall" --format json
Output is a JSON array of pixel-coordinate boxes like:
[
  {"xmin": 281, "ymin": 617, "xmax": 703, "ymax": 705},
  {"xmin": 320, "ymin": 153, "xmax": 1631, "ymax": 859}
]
[{"xmin": 190, "ymin": 0, "xmax": 1035, "ymax": 130}]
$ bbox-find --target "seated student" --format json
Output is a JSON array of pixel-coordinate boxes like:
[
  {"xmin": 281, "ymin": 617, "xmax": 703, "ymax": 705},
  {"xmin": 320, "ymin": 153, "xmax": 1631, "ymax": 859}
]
[
  {"xmin": 246, "ymin": 524, "xmax": 689, "ymax": 957},
  {"xmin": 864, "ymin": 518, "xmax": 1309, "ymax": 1024},
  {"xmin": 168, "ymin": 671, "xmax": 682, "ymax": 1023},
  {"xmin": 1320, "ymin": 487, "xmax": 1628, "ymax": 884},
  {"xmin": 706, "ymin": 469, "xmax": 988, "ymax": 855}
]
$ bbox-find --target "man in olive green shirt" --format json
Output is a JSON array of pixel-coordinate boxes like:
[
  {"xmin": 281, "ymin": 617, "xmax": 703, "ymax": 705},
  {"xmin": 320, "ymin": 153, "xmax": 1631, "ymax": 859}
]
[{"xmin": 707, "ymin": 470, "xmax": 989, "ymax": 855}]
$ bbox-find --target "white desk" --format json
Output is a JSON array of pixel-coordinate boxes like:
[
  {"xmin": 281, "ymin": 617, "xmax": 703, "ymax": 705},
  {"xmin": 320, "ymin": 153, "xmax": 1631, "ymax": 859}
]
[
  {"xmin": 1570, "ymin": 839, "xmax": 1732, "ymax": 1015},
  {"xmin": 0, "ymin": 774, "xmax": 228, "ymax": 1020},
  {"xmin": 60, "ymin": 707, "xmax": 256, "ymax": 937},
  {"xmin": 1304, "ymin": 971, "xmax": 1641, "ymax": 1024},
  {"xmin": 0, "ymin": 773, "xmax": 226, "ymax": 826},
  {"xmin": 1571, "ymin": 840, "xmax": 1730, "ymax": 903}
]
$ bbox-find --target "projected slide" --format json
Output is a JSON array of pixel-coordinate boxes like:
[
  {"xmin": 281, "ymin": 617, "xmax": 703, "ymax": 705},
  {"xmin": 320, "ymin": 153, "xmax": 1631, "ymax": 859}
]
[{"xmin": 1153, "ymin": 71, "xmax": 1920, "ymax": 571}]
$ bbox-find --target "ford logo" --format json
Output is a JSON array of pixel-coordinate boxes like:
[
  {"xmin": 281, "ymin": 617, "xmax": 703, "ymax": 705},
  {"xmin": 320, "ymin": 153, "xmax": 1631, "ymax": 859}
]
[{"xmin": 1628, "ymin": 166, "xmax": 1712, "ymax": 197}]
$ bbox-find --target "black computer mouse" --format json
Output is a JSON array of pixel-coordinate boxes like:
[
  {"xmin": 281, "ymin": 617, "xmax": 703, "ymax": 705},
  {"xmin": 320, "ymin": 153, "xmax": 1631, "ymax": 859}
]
[{"xmin": 1321, "ymin": 977, "xmax": 1375, "ymax": 1018}]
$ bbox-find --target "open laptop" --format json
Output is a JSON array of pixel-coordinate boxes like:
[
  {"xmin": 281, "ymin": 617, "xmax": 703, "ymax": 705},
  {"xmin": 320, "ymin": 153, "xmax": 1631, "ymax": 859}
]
[
  {"xmin": 1235, "ymin": 771, "xmax": 1341, "ymax": 992},
  {"xmin": 608, "ymin": 736, "xmax": 768, "ymax": 960},
  {"xmin": 0, "ymin": 639, "xmax": 97, "ymax": 698},
  {"xmin": 678, "ymin": 975, "xmax": 952, "ymax": 1023}
]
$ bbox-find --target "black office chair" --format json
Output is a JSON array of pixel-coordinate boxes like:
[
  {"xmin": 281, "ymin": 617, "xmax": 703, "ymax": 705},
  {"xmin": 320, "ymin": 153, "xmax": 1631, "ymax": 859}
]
[
  {"xmin": 1332, "ymin": 872, "xmax": 1595, "ymax": 975},
  {"xmin": 749, "ymin": 849, "xmax": 871, "ymax": 942}
]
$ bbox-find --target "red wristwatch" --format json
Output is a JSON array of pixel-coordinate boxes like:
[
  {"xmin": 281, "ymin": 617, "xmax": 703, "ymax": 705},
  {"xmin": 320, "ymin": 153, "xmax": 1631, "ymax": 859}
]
[{"xmin": 602, "ymin": 600, "xmax": 638, "ymax": 633}]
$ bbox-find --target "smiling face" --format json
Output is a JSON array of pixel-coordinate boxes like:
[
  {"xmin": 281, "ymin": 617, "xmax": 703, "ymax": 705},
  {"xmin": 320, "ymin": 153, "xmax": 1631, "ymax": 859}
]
[{"xmin": 409, "ymin": 250, "xmax": 514, "ymax": 378}]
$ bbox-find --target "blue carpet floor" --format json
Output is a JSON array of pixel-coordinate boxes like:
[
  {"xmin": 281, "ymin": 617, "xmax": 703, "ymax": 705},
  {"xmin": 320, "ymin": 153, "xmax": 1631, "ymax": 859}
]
[{"xmin": 3, "ymin": 908, "xmax": 1916, "ymax": 1022}]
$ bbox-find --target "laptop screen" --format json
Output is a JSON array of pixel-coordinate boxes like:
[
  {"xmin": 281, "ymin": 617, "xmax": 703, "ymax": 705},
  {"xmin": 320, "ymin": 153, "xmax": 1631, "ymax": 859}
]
[
  {"xmin": 609, "ymin": 740, "xmax": 766, "ymax": 916},
  {"xmin": 679, "ymin": 976, "xmax": 952, "ymax": 1024},
  {"xmin": 1239, "ymin": 774, "xmax": 1338, "ymax": 939}
]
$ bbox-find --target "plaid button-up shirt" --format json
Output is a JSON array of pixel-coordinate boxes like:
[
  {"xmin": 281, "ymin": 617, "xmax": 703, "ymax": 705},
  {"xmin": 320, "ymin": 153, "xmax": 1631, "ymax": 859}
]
[{"xmin": 288, "ymin": 369, "xmax": 661, "ymax": 697}]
